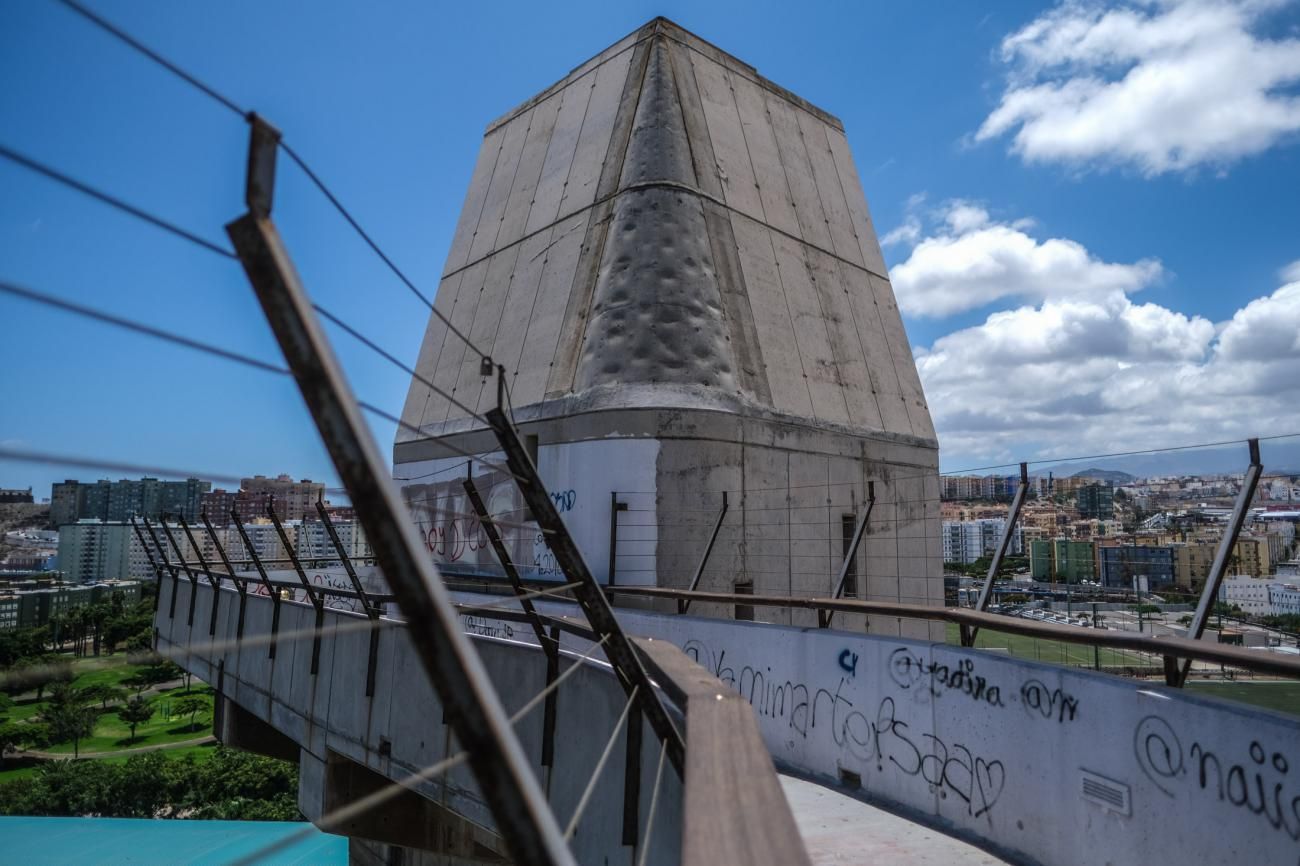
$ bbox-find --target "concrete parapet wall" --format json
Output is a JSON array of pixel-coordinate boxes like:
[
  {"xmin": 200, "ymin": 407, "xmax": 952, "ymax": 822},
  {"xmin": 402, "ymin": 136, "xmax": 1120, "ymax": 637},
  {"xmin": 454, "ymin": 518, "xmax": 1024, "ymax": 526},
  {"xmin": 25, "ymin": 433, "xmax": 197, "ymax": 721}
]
[
  {"xmin": 155, "ymin": 580, "xmax": 682, "ymax": 865},
  {"xmin": 458, "ymin": 595, "xmax": 1300, "ymax": 866}
]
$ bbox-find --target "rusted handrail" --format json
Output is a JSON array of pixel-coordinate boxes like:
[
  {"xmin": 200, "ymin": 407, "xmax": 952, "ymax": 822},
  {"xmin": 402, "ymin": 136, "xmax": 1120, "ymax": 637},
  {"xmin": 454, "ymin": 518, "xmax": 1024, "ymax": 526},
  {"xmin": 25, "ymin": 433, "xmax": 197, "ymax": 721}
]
[{"xmin": 604, "ymin": 586, "xmax": 1300, "ymax": 680}]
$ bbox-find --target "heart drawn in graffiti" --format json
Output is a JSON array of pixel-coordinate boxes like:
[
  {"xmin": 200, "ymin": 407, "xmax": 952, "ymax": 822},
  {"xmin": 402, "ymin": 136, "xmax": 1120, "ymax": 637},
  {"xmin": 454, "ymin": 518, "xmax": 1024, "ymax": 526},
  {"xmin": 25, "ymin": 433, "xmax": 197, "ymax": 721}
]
[{"xmin": 974, "ymin": 758, "xmax": 1006, "ymax": 818}]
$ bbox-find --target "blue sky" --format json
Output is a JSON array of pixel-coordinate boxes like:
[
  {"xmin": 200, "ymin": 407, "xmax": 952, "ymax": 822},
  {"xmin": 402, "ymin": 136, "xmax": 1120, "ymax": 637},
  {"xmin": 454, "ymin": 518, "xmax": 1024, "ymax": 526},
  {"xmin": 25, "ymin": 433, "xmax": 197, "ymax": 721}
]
[{"xmin": 2, "ymin": 0, "xmax": 1299, "ymax": 497}]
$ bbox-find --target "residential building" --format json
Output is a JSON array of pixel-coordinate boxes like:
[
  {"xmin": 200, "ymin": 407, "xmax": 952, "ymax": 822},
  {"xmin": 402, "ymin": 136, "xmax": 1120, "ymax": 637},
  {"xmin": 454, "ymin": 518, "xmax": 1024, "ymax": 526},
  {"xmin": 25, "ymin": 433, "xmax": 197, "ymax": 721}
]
[
  {"xmin": 943, "ymin": 519, "xmax": 1023, "ymax": 565},
  {"xmin": 1030, "ymin": 538, "xmax": 1097, "ymax": 583},
  {"xmin": 1076, "ymin": 483, "xmax": 1115, "ymax": 520},
  {"xmin": 49, "ymin": 477, "xmax": 211, "ymax": 526},
  {"xmin": 1218, "ymin": 576, "xmax": 1300, "ymax": 617},
  {"xmin": 1099, "ymin": 544, "xmax": 1177, "ymax": 589},
  {"xmin": 201, "ymin": 475, "xmax": 327, "ymax": 525},
  {"xmin": 0, "ymin": 487, "xmax": 33, "ymax": 504},
  {"xmin": 0, "ymin": 579, "xmax": 141, "ymax": 630}
]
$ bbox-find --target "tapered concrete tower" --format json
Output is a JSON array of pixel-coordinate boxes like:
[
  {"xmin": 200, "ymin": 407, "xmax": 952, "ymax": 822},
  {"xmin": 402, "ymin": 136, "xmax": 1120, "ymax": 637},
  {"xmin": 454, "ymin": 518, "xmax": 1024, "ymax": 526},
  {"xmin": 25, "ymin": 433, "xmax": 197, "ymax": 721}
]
[{"xmin": 396, "ymin": 18, "xmax": 941, "ymax": 637}]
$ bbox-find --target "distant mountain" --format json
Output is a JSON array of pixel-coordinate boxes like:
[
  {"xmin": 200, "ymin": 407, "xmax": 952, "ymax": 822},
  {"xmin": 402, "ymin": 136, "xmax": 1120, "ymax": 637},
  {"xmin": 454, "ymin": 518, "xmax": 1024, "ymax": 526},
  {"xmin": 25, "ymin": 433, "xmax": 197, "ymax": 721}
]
[
  {"xmin": 1025, "ymin": 439, "xmax": 1300, "ymax": 481},
  {"xmin": 1067, "ymin": 468, "xmax": 1135, "ymax": 484}
]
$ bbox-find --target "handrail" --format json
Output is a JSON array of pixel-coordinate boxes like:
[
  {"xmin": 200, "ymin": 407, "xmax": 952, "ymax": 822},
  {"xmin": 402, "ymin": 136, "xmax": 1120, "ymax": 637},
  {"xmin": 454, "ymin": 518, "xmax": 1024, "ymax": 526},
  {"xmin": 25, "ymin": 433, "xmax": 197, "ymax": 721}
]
[{"xmin": 604, "ymin": 586, "xmax": 1300, "ymax": 680}]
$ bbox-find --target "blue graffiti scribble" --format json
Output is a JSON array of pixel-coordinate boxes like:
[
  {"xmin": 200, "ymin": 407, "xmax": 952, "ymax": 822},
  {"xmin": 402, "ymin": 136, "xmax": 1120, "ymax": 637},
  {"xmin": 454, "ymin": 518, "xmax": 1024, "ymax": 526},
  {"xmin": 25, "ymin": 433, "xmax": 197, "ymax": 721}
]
[{"xmin": 838, "ymin": 648, "xmax": 859, "ymax": 677}]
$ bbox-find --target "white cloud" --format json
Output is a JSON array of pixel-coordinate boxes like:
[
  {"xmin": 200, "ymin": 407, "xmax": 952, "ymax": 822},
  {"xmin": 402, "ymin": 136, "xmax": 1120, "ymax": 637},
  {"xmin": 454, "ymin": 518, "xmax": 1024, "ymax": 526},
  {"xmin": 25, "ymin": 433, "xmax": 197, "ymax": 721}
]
[
  {"xmin": 916, "ymin": 274, "xmax": 1300, "ymax": 465},
  {"xmin": 889, "ymin": 201, "xmax": 1162, "ymax": 317},
  {"xmin": 1281, "ymin": 258, "xmax": 1300, "ymax": 283},
  {"xmin": 977, "ymin": 0, "xmax": 1300, "ymax": 174}
]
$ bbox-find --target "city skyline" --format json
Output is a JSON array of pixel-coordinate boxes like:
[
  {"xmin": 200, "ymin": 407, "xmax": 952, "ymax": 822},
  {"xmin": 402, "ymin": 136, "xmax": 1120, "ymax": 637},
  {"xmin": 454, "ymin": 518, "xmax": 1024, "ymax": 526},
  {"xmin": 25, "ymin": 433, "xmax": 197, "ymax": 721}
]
[{"xmin": 3, "ymin": 0, "xmax": 1299, "ymax": 492}]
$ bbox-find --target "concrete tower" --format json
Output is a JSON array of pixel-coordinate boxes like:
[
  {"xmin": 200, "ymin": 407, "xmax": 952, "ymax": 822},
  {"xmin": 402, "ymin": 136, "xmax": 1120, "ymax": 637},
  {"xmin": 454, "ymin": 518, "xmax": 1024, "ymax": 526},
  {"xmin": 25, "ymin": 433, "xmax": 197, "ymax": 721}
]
[{"xmin": 396, "ymin": 18, "xmax": 941, "ymax": 637}]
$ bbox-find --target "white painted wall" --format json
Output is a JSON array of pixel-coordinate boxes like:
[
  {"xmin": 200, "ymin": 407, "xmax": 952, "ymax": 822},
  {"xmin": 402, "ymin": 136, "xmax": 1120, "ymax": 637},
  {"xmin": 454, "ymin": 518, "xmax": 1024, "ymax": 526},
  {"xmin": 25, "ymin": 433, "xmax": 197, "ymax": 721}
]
[{"xmin": 453, "ymin": 595, "xmax": 1300, "ymax": 866}]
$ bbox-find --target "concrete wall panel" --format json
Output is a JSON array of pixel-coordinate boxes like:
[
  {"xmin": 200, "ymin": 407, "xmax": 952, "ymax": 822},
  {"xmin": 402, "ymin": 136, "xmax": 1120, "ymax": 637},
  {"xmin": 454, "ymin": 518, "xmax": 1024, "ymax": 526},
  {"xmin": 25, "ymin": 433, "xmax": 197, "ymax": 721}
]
[
  {"xmin": 770, "ymin": 233, "xmax": 850, "ymax": 425},
  {"xmin": 797, "ymin": 111, "xmax": 864, "ymax": 269},
  {"xmin": 557, "ymin": 49, "xmax": 633, "ymax": 217},
  {"xmin": 468, "ymin": 111, "xmax": 531, "ymax": 263},
  {"xmin": 691, "ymin": 54, "xmax": 764, "ymax": 217},
  {"xmin": 825, "ymin": 127, "xmax": 887, "ymax": 278},
  {"xmin": 499, "ymin": 94, "xmax": 561, "ymax": 249},
  {"xmin": 449, "ymin": 244, "xmax": 522, "ymax": 420},
  {"xmin": 731, "ymin": 75, "xmax": 799, "ymax": 237},
  {"xmin": 510, "ymin": 211, "xmax": 588, "ymax": 407},
  {"xmin": 526, "ymin": 77, "xmax": 594, "ymax": 235},
  {"xmin": 444, "ymin": 126, "xmax": 506, "ymax": 274},
  {"xmin": 730, "ymin": 213, "xmax": 814, "ymax": 418},
  {"xmin": 767, "ymin": 98, "xmax": 834, "ymax": 253}
]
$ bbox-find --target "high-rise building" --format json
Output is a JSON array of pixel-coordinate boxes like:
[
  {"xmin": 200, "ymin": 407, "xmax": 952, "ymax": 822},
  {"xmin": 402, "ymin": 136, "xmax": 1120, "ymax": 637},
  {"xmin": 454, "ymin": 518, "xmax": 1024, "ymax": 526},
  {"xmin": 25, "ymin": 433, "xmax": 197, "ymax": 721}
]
[
  {"xmin": 201, "ymin": 475, "xmax": 326, "ymax": 525},
  {"xmin": 942, "ymin": 519, "xmax": 1023, "ymax": 565},
  {"xmin": 48, "ymin": 477, "xmax": 211, "ymax": 526},
  {"xmin": 1076, "ymin": 483, "xmax": 1115, "ymax": 520}
]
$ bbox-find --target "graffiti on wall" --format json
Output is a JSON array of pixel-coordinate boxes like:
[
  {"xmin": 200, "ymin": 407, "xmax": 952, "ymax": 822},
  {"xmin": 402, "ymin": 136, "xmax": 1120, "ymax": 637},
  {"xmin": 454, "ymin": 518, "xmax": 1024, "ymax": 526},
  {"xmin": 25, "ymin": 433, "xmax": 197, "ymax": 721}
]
[
  {"xmin": 1135, "ymin": 715, "xmax": 1300, "ymax": 841},
  {"xmin": 399, "ymin": 470, "xmax": 577, "ymax": 580}
]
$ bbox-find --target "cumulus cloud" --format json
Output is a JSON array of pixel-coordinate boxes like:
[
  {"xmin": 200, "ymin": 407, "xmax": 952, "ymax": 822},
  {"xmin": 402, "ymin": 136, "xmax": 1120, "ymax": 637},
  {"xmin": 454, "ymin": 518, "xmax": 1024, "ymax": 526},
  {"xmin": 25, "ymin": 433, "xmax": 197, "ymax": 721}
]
[
  {"xmin": 976, "ymin": 0, "xmax": 1300, "ymax": 174},
  {"xmin": 916, "ymin": 275, "xmax": 1300, "ymax": 464},
  {"xmin": 888, "ymin": 201, "xmax": 1162, "ymax": 317}
]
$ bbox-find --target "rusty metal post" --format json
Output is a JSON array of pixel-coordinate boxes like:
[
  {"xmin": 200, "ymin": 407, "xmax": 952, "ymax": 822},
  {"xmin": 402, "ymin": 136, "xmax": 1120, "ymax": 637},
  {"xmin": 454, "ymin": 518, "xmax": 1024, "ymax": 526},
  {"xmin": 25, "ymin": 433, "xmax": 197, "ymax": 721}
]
[
  {"xmin": 463, "ymin": 476, "xmax": 555, "ymax": 659},
  {"xmin": 159, "ymin": 517, "xmax": 199, "ymax": 627},
  {"xmin": 679, "ymin": 492, "xmax": 729, "ymax": 615},
  {"xmin": 225, "ymin": 119, "xmax": 574, "ymax": 866},
  {"xmin": 485, "ymin": 392, "xmax": 684, "ymax": 774},
  {"xmin": 1171, "ymin": 439, "xmax": 1263, "ymax": 686},
  {"xmin": 821, "ymin": 481, "xmax": 875, "ymax": 629},
  {"xmin": 232, "ymin": 510, "xmax": 281, "ymax": 659},
  {"xmin": 542, "ymin": 623, "xmax": 560, "ymax": 785},
  {"xmin": 179, "ymin": 515, "xmax": 222, "ymax": 636},
  {"xmin": 202, "ymin": 513, "xmax": 247, "ymax": 640},
  {"xmin": 131, "ymin": 518, "xmax": 166, "ymax": 615},
  {"xmin": 267, "ymin": 500, "xmax": 324, "ymax": 675},
  {"xmin": 143, "ymin": 517, "xmax": 179, "ymax": 619},
  {"xmin": 966, "ymin": 463, "xmax": 1029, "ymax": 646},
  {"xmin": 315, "ymin": 499, "xmax": 380, "ymax": 696},
  {"xmin": 622, "ymin": 707, "xmax": 643, "ymax": 847}
]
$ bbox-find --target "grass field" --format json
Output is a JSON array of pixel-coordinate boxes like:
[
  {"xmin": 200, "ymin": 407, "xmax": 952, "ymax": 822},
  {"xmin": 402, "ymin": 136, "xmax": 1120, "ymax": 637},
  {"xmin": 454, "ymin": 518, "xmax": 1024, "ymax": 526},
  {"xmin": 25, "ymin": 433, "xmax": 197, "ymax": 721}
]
[
  {"xmin": 943, "ymin": 623, "xmax": 1155, "ymax": 668},
  {"xmin": 40, "ymin": 685, "xmax": 214, "ymax": 756},
  {"xmin": 1186, "ymin": 681, "xmax": 1300, "ymax": 717},
  {"xmin": 0, "ymin": 742, "xmax": 219, "ymax": 785}
]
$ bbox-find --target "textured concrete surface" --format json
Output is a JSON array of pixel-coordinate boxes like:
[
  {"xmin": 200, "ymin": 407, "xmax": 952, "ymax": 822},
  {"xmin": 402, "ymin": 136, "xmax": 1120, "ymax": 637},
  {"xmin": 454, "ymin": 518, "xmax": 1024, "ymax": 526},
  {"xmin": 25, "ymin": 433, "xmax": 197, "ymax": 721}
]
[
  {"xmin": 398, "ymin": 17, "xmax": 932, "ymax": 440},
  {"xmin": 393, "ymin": 17, "xmax": 945, "ymax": 638},
  {"xmin": 780, "ymin": 775, "xmax": 1006, "ymax": 865}
]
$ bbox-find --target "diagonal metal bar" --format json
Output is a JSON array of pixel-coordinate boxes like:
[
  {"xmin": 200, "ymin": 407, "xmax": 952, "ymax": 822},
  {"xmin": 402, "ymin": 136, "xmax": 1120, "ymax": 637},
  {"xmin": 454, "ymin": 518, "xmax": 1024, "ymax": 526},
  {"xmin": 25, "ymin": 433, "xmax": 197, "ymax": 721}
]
[
  {"xmin": 142, "ymin": 517, "xmax": 180, "ymax": 619},
  {"xmin": 265, "ymin": 500, "xmax": 325, "ymax": 674},
  {"xmin": 463, "ymin": 476, "xmax": 555, "ymax": 658},
  {"xmin": 266, "ymin": 500, "xmax": 323, "ymax": 611},
  {"xmin": 679, "ymin": 492, "xmax": 728, "ymax": 614},
  {"xmin": 159, "ymin": 517, "xmax": 200, "ymax": 627},
  {"xmin": 179, "ymin": 515, "xmax": 223, "ymax": 636},
  {"xmin": 230, "ymin": 508, "xmax": 283, "ymax": 658},
  {"xmin": 131, "ymin": 518, "xmax": 166, "ymax": 615},
  {"xmin": 314, "ymin": 499, "xmax": 375, "ymax": 617},
  {"xmin": 314, "ymin": 498, "xmax": 381, "ymax": 696},
  {"xmin": 485, "ymin": 400, "xmax": 685, "ymax": 774},
  {"xmin": 202, "ymin": 512, "xmax": 247, "ymax": 640},
  {"xmin": 820, "ymin": 481, "xmax": 876, "ymax": 629},
  {"xmin": 965, "ymin": 462, "xmax": 1028, "ymax": 646},
  {"xmin": 1171, "ymin": 438, "xmax": 1263, "ymax": 686},
  {"xmin": 225, "ymin": 152, "xmax": 574, "ymax": 862}
]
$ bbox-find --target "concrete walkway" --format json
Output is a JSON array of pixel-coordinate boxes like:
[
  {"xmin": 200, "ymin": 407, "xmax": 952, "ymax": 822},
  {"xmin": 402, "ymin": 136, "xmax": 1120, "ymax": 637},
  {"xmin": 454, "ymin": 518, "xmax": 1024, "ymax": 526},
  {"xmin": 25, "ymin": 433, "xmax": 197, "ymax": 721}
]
[{"xmin": 780, "ymin": 775, "xmax": 1007, "ymax": 865}]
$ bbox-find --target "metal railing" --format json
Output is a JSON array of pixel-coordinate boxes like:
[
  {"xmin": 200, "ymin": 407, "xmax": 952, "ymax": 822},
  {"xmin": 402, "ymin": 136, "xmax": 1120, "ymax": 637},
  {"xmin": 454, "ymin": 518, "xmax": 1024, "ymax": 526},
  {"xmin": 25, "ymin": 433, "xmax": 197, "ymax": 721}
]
[{"xmin": 602, "ymin": 585, "xmax": 1300, "ymax": 683}]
